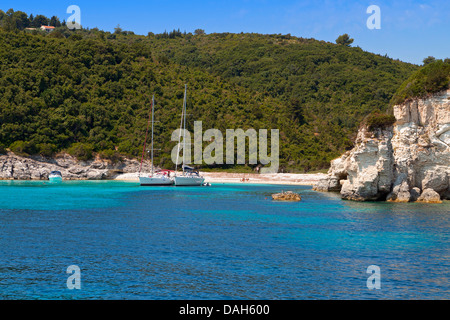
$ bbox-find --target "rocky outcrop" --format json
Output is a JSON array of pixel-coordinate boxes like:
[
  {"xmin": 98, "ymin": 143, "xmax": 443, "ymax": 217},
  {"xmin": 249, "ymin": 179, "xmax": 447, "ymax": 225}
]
[
  {"xmin": 416, "ymin": 188, "xmax": 443, "ymax": 204},
  {"xmin": 272, "ymin": 191, "xmax": 302, "ymax": 201},
  {"xmin": 314, "ymin": 89, "xmax": 450, "ymax": 202},
  {"xmin": 0, "ymin": 152, "xmax": 153, "ymax": 180}
]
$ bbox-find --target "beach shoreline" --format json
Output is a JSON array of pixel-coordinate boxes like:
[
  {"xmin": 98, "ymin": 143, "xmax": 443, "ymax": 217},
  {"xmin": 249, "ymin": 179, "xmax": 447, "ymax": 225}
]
[{"xmin": 115, "ymin": 172, "xmax": 327, "ymax": 186}]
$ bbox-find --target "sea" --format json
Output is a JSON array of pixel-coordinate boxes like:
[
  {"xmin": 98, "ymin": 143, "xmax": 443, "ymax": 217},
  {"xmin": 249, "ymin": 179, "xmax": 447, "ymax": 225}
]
[{"xmin": 0, "ymin": 180, "xmax": 448, "ymax": 300}]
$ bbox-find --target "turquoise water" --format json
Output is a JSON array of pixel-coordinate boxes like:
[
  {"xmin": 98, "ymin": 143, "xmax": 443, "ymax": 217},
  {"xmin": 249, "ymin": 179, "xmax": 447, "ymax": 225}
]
[{"xmin": 0, "ymin": 180, "xmax": 449, "ymax": 300}]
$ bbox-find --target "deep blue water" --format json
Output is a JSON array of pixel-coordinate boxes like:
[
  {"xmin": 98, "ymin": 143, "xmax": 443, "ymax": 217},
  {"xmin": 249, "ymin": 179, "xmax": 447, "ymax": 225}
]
[{"xmin": 0, "ymin": 180, "xmax": 448, "ymax": 300}]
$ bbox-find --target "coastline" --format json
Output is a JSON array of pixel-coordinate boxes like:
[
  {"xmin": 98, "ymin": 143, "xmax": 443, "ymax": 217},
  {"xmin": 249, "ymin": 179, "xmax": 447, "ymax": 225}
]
[
  {"xmin": 0, "ymin": 152, "xmax": 326, "ymax": 186},
  {"xmin": 115, "ymin": 172, "xmax": 327, "ymax": 186}
]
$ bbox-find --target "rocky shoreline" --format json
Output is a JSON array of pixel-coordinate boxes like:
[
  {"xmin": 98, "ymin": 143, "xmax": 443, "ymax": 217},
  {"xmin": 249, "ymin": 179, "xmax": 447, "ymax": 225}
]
[
  {"xmin": 0, "ymin": 152, "xmax": 153, "ymax": 181},
  {"xmin": 314, "ymin": 89, "xmax": 450, "ymax": 203},
  {"xmin": 0, "ymin": 153, "xmax": 326, "ymax": 186}
]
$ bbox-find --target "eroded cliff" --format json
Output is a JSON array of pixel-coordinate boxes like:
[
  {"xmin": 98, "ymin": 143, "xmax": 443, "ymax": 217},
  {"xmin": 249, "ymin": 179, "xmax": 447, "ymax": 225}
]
[{"xmin": 314, "ymin": 89, "xmax": 450, "ymax": 203}]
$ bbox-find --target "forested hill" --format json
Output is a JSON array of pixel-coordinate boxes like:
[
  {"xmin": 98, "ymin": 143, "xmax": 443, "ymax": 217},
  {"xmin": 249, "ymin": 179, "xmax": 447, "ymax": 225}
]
[
  {"xmin": 0, "ymin": 10, "xmax": 419, "ymax": 172},
  {"xmin": 391, "ymin": 59, "xmax": 450, "ymax": 106}
]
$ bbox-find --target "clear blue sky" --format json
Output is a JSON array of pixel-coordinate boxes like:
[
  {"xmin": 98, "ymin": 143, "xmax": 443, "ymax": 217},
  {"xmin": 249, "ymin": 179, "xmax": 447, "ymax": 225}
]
[{"xmin": 2, "ymin": 0, "xmax": 449, "ymax": 65}]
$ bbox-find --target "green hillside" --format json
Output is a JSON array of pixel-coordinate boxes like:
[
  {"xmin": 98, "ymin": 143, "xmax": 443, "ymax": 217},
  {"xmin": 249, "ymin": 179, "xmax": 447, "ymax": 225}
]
[
  {"xmin": 391, "ymin": 59, "xmax": 450, "ymax": 106},
  {"xmin": 0, "ymin": 9, "xmax": 419, "ymax": 172}
]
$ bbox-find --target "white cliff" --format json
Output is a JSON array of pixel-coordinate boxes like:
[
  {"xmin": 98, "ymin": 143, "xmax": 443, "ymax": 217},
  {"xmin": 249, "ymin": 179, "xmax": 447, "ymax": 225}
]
[{"xmin": 314, "ymin": 89, "xmax": 450, "ymax": 203}]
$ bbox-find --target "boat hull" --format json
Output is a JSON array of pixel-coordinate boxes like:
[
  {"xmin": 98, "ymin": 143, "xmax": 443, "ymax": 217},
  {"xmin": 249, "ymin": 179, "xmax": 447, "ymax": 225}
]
[
  {"xmin": 139, "ymin": 176, "xmax": 174, "ymax": 186},
  {"xmin": 174, "ymin": 176, "xmax": 205, "ymax": 186},
  {"xmin": 49, "ymin": 176, "xmax": 62, "ymax": 183}
]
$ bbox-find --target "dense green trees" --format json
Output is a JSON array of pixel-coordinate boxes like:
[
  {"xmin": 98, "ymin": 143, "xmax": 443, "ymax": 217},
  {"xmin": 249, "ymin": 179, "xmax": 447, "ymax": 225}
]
[
  {"xmin": 0, "ymin": 9, "xmax": 30, "ymax": 31},
  {"xmin": 49, "ymin": 16, "xmax": 61, "ymax": 28},
  {"xmin": 0, "ymin": 9, "xmax": 54, "ymax": 31},
  {"xmin": 145, "ymin": 31, "xmax": 417, "ymax": 169},
  {"xmin": 391, "ymin": 59, "xmax": 450, "ymax": 106},
  {"xmin": 31, "ymin": 15, "xmax": 49, "ymax": 27},
  {"xmin": 0, "ymin": 28, "xmax": 289, "ymax": 169},
  {"xmin": 0, "ymin": 10, "xmax": 421, "ymax": 172}
]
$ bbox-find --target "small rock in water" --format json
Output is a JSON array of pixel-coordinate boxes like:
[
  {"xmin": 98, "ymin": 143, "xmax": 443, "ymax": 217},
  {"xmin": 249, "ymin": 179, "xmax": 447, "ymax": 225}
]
[{"xmin": 272, "ymin": 191, "xmax": 301, "ymax": 202}]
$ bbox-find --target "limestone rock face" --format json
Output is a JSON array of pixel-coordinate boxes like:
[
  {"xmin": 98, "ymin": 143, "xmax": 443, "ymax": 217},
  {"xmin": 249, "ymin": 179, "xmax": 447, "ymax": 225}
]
[
  {"xmin": 410, "ymin": 187, "xmax": 422, "ymax": 202},
  {"xmin": 313, "ymin": 153, "xmax": 349, "ymax": 192},
  {"xmin": 417, "ymin": 188, "xmax": 443, "ymax": 204},
  {"xmin": 0, "ymin": 153, "xmax": 154, "ymax": 181},
  {"xmin": 314, "ymin": 89, "xmax": 450, "ymax": 202},
  {"xmin": 339, "ymin": 126, "xmax": 394, "ymax": 201},
  {"xmin": 387, "ymin": 174, "xmax": 411, "ymax": 203}
]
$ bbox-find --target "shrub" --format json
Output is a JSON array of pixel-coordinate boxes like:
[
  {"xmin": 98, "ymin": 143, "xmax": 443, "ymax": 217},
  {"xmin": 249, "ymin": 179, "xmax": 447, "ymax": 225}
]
[
  {"xmin": 48, "ymin": 30, "xmax": 65, "ymax": 39},
  {"xmin": 118, "ymin": 140, "xmax": 140, "ymax": 157},
  {"xmin": 37, "ymin": 143, "xmax": 57, "ymax": 157},
  {"xmin": 9, "ymin": 140, "xmax": 38, "ymax": 156},
  {"xmin": 0, "ymin": 143, "xmax": 6, "ymax": 155},
  {"xmin": 69, "ymin": 34, "xmax": 83, "ymax": 41},
  {"xmin": 365, "ymin": 111, "xmax": 396, "ymax": 131},
  {"xmin": 99, "ymin": 149, "xmax": 123, "ymax": 163},
  {"xmin": 67, "ymin": 142, "xmax": 94, "ymax": 161}
]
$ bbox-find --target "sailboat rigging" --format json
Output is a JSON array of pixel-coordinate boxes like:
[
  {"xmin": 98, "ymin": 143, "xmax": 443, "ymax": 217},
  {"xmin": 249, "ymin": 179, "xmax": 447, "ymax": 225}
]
[
  {"xmin": 139, "ymin": 95, "xmax": 174, "ymax": 186},
  {"xmin": 174, "ymin": 85, "xmax": 205, "ymax": 186}
]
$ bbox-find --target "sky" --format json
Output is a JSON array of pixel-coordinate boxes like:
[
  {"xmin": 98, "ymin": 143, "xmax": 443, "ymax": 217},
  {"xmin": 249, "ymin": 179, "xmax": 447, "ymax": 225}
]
[{"xmin": 1, "ymin": 0, "xmax": 449, "ymax": 65}]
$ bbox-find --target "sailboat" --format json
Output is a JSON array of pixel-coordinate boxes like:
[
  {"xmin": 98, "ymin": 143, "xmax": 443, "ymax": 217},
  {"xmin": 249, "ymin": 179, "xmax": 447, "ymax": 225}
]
[
  {"xmin": 139, "ymin": 95, "xmax": 174, "ymax": 186},
  {"xmin": 174, "ymin": 85, "xmax": 205, "ymax": 186}
]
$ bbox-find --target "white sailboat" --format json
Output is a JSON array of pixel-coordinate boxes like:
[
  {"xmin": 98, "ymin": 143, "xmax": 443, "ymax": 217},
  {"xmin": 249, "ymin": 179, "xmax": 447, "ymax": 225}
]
[
  {"xmin": 174, "ymin": 85, "xmax": 205, "ymax": 187},
  {"xmin": 139, "ymin": 95, "xmax": 174, "ymax": 186},
  {"xmin": 174, "ymin": 165, "xmax": 205, "ymax": 186},
  {"xmin": 139, "ymin": 170, "xmax": 173, "ymax": 186}
]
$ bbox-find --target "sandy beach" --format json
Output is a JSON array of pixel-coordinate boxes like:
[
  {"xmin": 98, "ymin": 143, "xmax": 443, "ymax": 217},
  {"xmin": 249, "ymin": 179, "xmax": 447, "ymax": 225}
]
[{"xmin": 114, "ymin": 171, "xmax": 326, "ymax": 186}]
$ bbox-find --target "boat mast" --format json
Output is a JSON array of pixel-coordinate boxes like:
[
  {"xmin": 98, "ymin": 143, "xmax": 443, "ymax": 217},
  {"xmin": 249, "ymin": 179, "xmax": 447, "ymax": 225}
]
[
  {"xmin": 175, "ymin": 87, "xmax": 185, "ymax": 175},
  {"xmin": 183, "ymin": 84, "xmax": 187, "ymax": 174},
  {"xmin": 151, "ymin": 95, "xmax": 155, "ymax": 177},
  {"xmin": 139, "ymin": 96, "xmax": 153, "ymax": 177}
]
